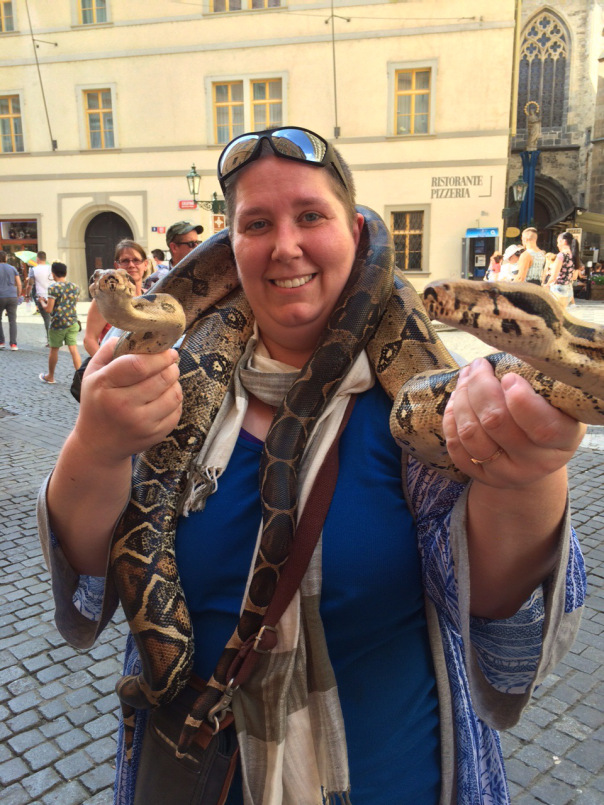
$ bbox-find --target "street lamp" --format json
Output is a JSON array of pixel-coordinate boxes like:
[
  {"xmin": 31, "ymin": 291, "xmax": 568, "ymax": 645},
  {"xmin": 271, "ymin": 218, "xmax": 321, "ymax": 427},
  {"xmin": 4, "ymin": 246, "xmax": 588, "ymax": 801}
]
[
  {"xmin": 186, "ymin": 164, "xmax": 225, "ymax": 213},
  {"xmin": 512, "ymin": 176, "xmax": 528, "ymax": 205},
  {"xmin": 186, "ymin": 164, "xmax": 201, "ymax": 202}
]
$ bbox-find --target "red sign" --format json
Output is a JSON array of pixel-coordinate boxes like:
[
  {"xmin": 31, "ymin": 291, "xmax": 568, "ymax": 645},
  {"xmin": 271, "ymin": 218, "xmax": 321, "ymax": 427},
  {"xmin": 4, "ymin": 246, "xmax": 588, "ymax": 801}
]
[
  {"xmin": 213, "ymin": 214, "xmax": 226, "ymax": 232},
  {"xmin": 178, "ymin": 200, "xmax": 197, "ymax": 210}
]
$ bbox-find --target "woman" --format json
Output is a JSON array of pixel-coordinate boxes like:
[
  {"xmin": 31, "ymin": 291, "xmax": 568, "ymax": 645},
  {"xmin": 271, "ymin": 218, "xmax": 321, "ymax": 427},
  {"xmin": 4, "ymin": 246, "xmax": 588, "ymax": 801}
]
[
  {"xmin": 546, "ymin": 231, "xmax": 580, "ymax": 309},
  {"xmin": 485, "ymin": 251, "xmax": 502, "ymax": 281},
  {"xmin": 39, "ymin": 127, "xmax": 585, "ymax": 804},
  {"xmin": 83, "ymin": 239, "xmax": 150, "ymax": 356},
  {"xmin": 497, "ymin": 244, "xmax": 523, "ymax": 281}
]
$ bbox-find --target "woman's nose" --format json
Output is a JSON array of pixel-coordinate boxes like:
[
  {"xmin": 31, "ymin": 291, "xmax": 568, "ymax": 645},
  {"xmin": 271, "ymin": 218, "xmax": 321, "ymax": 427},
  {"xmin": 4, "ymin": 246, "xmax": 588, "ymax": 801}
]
[{"xmin": 271, "ymin": 223, "xmax": 303, "ymax": 262}]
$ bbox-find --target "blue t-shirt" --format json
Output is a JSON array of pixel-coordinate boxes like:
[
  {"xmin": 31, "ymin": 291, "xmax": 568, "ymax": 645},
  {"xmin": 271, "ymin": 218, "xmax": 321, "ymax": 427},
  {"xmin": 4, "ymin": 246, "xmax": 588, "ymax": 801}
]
[
  {"xmin": 175, "ymin": 384, "xmax": 441, "ymax": 803},
  {"xmin": 0, "ymin": 262, "xmax": 19, "ymax": 298}
]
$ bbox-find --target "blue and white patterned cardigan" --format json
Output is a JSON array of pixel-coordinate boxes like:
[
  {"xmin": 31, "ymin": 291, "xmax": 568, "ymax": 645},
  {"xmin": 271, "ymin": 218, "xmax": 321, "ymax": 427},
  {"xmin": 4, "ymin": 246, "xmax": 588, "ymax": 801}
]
[{"xmin": 38, "ymin": 451, "xmax": 585, "ymax": 805}]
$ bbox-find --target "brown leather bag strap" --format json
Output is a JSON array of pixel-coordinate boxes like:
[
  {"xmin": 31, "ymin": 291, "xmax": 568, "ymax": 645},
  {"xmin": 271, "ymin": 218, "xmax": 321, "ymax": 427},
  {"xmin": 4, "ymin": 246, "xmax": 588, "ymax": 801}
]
[{"xmin": 228, "ymin": 394, "xmax": 356, "ymax": 687}]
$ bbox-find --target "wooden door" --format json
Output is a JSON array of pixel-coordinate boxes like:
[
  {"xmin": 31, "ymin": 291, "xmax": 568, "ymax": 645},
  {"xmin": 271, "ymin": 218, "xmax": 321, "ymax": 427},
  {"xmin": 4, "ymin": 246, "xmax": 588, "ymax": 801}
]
[{"xmin": 84, "ymin": 212, "xmax": 133, "ymax": 295}]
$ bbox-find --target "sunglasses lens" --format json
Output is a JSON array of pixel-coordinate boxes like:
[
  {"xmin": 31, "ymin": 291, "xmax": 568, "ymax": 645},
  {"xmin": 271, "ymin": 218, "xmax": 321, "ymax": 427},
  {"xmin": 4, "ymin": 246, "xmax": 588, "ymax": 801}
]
[
  {"xmin": 270, "ymin": 128, "xmax": 327, "ymax": 163},
  {"xmin": 219, "ymin": 135, "xmax": 261, "ymax": 177}
]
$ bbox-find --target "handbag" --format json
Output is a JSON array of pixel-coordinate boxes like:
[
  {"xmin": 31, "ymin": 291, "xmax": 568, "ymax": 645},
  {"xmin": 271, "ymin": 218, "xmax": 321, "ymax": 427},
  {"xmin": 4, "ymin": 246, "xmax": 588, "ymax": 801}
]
[
  {"xmin": 132, "ymin": 396, "xmax": 357, "ymax": 805},
  {"xmin": 70, "ymin": 355, "xmax": 91, "ymax": 403}
]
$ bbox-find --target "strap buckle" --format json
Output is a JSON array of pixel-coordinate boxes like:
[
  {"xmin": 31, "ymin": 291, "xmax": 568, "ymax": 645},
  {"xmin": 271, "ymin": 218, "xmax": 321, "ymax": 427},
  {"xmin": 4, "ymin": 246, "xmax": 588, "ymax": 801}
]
[
  {"xmin": 253, "ymin": 625, "xmax": 278, "ymax": 654},
  {"xmin": 207, "ymin": 678, "xmax": 238, "ymax": 734}
]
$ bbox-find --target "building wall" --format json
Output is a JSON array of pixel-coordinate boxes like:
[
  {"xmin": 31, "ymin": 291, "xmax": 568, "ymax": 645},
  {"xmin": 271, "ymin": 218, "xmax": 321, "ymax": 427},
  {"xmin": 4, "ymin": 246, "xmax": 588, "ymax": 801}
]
[
  {"xmin": 1, "ymin": 0, "xmax": 516, "ymax": 293},
  {"xmin": 510, "ymin": 0, "xmax": 604, "ymax": 249}
]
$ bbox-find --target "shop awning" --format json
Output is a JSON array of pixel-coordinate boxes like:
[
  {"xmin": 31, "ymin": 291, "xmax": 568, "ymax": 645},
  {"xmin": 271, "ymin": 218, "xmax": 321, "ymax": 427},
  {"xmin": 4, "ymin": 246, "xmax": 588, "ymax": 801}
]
[
  {"xmin": 574, "ymin": 210, "xmax": 604, "ymax": 236},
  {"xmin": 545, "ymin": 206, "xmax": 576, "ymax": 229},
  {"xmin": 544, "ymin": 207, "xmax": 604, "ymax": 236}
]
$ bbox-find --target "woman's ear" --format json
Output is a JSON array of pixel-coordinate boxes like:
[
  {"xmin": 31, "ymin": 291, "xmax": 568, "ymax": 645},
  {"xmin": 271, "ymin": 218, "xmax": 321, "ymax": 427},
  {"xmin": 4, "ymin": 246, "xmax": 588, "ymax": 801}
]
[{"xmin": 352, "ymin": 212, "xmax": 364, "ymax": 249}]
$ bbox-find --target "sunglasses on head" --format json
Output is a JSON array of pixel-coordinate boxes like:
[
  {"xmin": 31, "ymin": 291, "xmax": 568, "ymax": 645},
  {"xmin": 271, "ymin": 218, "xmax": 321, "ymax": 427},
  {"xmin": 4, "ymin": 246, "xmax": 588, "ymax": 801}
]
[{"xmin": 217, "ymin": 126, "xmax": 349, "ymax": 193}]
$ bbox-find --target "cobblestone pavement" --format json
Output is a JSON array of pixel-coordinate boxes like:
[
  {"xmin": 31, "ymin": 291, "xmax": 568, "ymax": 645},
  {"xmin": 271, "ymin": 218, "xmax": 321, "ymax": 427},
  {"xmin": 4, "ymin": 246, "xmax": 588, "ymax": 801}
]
[{"xmin": 1, "ymin": 303, "xmax": 603, "ymax": 804}]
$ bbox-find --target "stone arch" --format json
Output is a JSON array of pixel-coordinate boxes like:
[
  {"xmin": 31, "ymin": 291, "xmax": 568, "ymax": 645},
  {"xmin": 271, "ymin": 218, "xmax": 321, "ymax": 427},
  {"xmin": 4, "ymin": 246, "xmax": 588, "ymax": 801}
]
[
  {"xmin": 516, "ymin": 7, "xmax": 571, "ymax": 131},
  {"xmin": 534, "ymin": 174, "xmax": 574, "ymax": 223},
  {"xmin": 62, "ymin": 199, "xmax": 140, "ymax": 294}
]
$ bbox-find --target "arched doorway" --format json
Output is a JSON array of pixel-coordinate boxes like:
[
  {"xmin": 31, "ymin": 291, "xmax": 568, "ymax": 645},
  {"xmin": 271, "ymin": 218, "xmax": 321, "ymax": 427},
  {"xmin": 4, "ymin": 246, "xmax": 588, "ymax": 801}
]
[{"xmin": 84, "ymin": 212, "xmax": 133, "ymax": 291}]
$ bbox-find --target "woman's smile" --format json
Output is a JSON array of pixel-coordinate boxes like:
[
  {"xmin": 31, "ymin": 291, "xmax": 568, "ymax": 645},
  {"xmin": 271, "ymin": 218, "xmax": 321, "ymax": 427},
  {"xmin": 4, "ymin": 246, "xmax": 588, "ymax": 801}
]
[{"xmin": 270, "ymin": 273, "xmax": 316, "ymax": 289}]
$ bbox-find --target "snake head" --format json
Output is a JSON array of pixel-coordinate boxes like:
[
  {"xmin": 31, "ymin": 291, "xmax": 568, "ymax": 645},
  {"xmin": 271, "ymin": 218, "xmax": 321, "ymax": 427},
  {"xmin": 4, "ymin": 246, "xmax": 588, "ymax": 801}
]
[{"xmin": 89, "ymin": 268, "xmax": 136, "ymax": 299}]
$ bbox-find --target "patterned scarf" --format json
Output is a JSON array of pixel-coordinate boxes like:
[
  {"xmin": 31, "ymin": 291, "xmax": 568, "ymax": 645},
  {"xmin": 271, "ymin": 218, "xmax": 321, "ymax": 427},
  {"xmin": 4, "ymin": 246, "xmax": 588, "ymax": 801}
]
[{"xmin": 180, "ymin": 325, "xmax": 374, "ymax": 804}]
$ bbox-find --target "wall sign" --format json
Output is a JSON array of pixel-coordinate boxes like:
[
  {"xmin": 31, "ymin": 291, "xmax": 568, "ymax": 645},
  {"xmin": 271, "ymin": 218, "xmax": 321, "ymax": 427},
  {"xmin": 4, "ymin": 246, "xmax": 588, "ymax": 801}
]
[{"xmin": 431, "ymin": 175, "xmax": 493, "ymax": 199}]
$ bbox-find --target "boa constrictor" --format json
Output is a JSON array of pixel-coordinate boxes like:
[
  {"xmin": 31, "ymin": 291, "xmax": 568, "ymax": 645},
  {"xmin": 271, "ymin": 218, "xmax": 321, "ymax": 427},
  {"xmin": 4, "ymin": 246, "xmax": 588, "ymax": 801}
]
[{"xmin": 90, "ymin": 207, "xmax": 604, "ymax": 758}]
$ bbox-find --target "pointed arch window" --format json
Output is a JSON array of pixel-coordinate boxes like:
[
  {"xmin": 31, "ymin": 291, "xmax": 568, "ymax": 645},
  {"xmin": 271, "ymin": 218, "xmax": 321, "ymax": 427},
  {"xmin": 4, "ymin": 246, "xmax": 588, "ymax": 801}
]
[{"xmin": 517, "ymin": 10, "xmax": 568, "ymax": 130}]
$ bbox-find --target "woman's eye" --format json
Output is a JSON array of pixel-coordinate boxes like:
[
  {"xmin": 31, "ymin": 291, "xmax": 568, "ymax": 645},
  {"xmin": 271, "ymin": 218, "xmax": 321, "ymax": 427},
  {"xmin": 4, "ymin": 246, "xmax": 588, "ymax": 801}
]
[{"xmin": 301, "ymin": 212, "xmax": 322, "ymax": 223}]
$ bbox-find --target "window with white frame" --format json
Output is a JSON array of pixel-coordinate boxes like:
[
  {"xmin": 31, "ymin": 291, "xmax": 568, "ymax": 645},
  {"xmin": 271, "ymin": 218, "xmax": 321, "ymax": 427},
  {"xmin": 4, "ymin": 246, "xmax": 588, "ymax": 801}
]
[
  {"xmin": 211, "ymin": 0, "xmax": 280, "ymax": 12},
  {"xmin": 388, "ymin": 61, "xmax": 436, "ymax": 137},
  {"xmin": 0, "ymin": 95, "xmax": 24, "ymax": 153},
  {"xmin": 79, "ymin": 0, "xmax": 108, "ymax": 24},
  {"xmin": 0, "ymin": 1, "xmax": 14, "ymax": 32},
  {"xmin": 211, "ymin": 77, "xmax": 283, "ymax": 144},
  {"xmin": 83, "ymin": 88, "xmax": 115, "ymax": 149},
  {"xmin": 390, "ymin": 209, "xmax": 427, "ymax": 272}
]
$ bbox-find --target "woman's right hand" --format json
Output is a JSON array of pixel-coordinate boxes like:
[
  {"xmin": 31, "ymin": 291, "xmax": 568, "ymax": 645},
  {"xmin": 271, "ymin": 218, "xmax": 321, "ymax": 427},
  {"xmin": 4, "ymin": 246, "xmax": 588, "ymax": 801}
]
[{"xmin": 75, "ymin": 337, "xmax": 183, "ymax": 463}]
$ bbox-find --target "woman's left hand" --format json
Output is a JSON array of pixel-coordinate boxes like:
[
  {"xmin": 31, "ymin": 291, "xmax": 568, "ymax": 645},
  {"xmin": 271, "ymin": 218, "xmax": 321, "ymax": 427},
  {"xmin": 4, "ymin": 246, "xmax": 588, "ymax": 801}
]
[{"xmin": 443, "ymin": 358, "xmax": 586, "ymax": 487}]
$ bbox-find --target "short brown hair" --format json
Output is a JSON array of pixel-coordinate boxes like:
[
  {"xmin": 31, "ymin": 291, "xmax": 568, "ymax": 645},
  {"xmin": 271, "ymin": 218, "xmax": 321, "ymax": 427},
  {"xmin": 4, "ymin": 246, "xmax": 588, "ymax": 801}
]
[{"xmin": 223, "ymin": 141, "xmax": 357, "ymax": 230}]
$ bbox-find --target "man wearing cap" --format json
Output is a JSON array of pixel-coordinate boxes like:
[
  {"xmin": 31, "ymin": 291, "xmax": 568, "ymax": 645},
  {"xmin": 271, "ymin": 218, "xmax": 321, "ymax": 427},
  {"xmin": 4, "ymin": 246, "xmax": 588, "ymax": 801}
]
[
  {"xmin": 499, "ymin": 244, "xmax": 524, "ymax": 281},
  {"xmin": 166, "ymin": 221, "xmax": 204, "ymax": 270},
  {"xmin": 145, "ymin": 221, "xmax": 204, "ymax": 290}
]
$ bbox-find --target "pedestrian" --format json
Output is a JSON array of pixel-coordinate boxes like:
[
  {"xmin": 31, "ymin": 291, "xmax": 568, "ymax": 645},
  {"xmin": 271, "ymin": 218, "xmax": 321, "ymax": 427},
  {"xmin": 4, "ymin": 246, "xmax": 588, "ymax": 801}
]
[
  {"xmin": 0, "ymin": 249, "xmax": 22, "ymax": 350},
  {"xmin": 143, "ymin": 247, "xmax": 172, "ymax": 290},
  {"xmin": 498, "ymin": 243, "xmax": 524, "ymax": 281},
  {"xmin": 27, "ymin": 250, "xmax": 53, "ymax": 343},
  {"xmin": 166, "ymin": 220, "xmax": 203, "ymax": 270},
  {"xmin": 38, "ymin": 125, "xmax": 586, "ymax": 805},
  {"xmin": 545, "ymin": 231, "xmax": 581, "ymax": 310},
  {"xmin": 486, "ymin": 251, "xmax": 503, "ymax": 281},
  {"xmin": 516, "ymin": 227, "xmax": 546, "ymax": 285},
  {"xmin": 37, "ymin": 261, "xmax": 82, "ymax": 384},
  {"xmin": 143, "ymin": 221, "xmax": 203, "ymax": 290},
  {"xmin": 541, "ymin": 252, "xmax": 556, "ymax": 285},
  {"xmin": 84, "ymin": 240, "xmax": 150, "ymax": 356}
]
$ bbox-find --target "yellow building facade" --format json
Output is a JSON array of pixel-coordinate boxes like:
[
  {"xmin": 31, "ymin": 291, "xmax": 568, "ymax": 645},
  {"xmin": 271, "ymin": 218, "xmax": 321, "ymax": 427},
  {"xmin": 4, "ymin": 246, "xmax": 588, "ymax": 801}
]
[{"xmin": 0, "ymin": 0, "xmax": 516, "ymax": 293}]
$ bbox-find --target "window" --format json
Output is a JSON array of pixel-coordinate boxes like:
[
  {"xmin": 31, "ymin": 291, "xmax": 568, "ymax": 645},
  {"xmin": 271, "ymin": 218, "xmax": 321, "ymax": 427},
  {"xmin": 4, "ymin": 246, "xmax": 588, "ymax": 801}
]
[
  {"xmin": 251, "ymin": 79, "xmax": 282, "ymax": 130},
  {"xmin": 517, "ymin": 10, "xmax": 568, "ymax": 130},
  {"xmin": 391, "ymin": 211, "xmax": 424, "ymax": 271},
  {"xmin": 212, "ymin": 78, "xmax": 283, "ymax": 144},
  {"xmin": 395, "ymin": 68, "xmax": 430, "ymax": 135},
  {"xmin": 84, "ymin": 89, "xmax": 114, "ymax": 149},
  {"xmin": 79, "ymin": 0, "xmax": 107, "ymax": 25},
  {"xmin": 0, "ymin": 95, "xmax": 23, "ymax": 153},
  {"xmin": 211, "ymin": 0, "xmax": 280, "ymax": 11},
  {"xmin": 0, "ymin": 1, "xmax": 14, "ymax": 32}
]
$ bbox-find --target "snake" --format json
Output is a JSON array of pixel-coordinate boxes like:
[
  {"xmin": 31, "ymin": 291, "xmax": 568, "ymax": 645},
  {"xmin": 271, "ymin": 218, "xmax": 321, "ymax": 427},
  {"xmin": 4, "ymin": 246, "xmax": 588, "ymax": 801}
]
[{"xmin": 89, "ymin": 207, "xmax": 604, "ymax": 758}]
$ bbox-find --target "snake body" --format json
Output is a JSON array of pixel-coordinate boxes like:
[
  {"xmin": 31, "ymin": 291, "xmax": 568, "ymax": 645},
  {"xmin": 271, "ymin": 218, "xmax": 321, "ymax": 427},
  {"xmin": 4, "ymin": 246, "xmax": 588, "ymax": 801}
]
[{"xmin": 89, "ymin": 209, "xmax": 604, "ymax": 756}]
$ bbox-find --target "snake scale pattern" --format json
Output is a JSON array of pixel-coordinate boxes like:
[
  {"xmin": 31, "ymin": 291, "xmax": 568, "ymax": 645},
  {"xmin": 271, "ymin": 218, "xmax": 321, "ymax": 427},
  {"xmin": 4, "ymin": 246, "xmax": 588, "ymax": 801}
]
[{"xmin": 89, "ymin": 207, "xmax": 604, "ymax": 758}]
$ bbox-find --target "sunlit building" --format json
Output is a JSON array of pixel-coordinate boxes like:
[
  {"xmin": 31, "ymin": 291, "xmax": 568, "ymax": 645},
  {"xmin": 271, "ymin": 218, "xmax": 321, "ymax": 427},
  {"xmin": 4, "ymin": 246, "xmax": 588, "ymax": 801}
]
[{"xmin": 1, "ymin": 0, "xmax": 517, "ymax": 292}]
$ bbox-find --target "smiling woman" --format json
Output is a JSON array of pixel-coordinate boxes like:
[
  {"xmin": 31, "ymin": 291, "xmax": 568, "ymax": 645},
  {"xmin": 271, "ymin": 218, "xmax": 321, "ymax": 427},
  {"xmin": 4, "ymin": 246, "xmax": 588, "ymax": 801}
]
[{"xmin": 38, "ymin": 126, "xmax": 586, "ymax": 805}]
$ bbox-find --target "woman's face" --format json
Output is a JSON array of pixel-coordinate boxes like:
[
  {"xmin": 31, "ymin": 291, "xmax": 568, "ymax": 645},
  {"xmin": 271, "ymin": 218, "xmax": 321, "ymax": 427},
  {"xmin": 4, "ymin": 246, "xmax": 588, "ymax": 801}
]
[
  {"xmin": 231, "ymin": 156, "xmax": 363, "ymax": 366},
  {"xmin": 114, "ymin": 247, "xmax": 147, "ymax": 287}
]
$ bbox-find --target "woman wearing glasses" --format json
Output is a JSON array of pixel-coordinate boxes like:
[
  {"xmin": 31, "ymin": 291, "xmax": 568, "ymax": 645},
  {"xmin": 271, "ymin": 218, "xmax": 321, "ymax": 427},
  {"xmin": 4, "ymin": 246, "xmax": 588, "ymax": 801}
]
[
  {"xmin": 40, "ymin": 127, "xmax": 585, "ymax": 805},
  {"xmin": 83, "ymin": 240, "xmax": 150, "ymax": 356}
]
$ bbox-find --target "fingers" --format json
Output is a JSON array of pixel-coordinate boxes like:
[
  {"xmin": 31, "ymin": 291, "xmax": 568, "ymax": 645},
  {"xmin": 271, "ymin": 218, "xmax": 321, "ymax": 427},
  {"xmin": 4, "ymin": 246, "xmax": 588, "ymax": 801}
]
[
  {"xmin": 444, "ymin": 358, "xmax": 585, "ymax": 485},
  {"xmin": 77, "ymin": 342, "xmax": 183, "ymax": 461}
]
